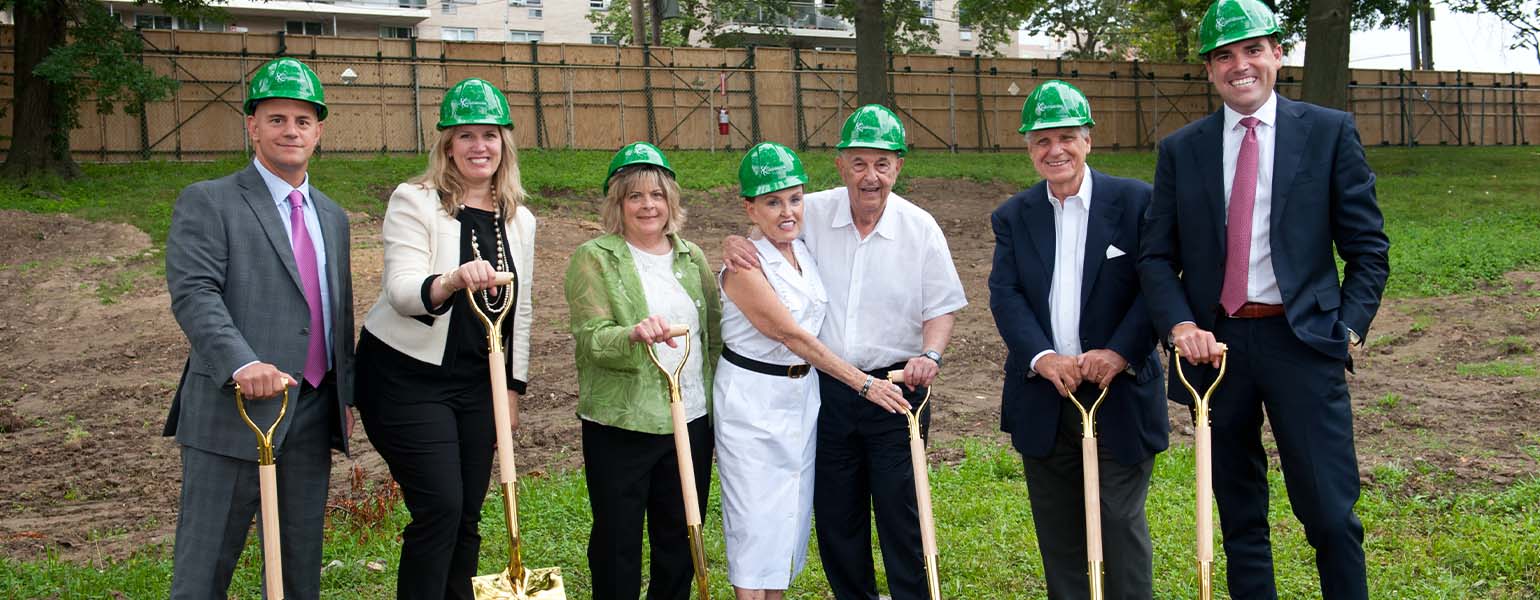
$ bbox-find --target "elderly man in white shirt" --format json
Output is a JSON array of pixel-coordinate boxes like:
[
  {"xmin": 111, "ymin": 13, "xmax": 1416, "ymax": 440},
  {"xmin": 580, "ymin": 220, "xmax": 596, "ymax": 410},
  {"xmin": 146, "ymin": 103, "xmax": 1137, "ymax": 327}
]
[
  {"xmin": 726, "ymin": 104, "xmax": 967, "ymax": 600},
  {"xmin": 989, "ymin": 81, "xmax": 1166, "ymax": 600}
]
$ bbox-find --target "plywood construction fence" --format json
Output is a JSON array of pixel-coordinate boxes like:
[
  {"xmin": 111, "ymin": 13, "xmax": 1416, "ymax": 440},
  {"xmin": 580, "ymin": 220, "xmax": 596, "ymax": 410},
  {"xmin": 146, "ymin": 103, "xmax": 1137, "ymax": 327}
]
[{"xmin": 0, "ymin": 26, "xmax": 1535, "ymax": 162}]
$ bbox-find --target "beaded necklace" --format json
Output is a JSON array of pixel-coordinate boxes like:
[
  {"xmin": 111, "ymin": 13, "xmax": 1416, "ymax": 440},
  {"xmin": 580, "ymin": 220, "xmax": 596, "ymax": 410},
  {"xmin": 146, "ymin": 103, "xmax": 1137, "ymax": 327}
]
[{"xmin": 463, "ymin": 186, "xmax": 512, "ymax": 314}]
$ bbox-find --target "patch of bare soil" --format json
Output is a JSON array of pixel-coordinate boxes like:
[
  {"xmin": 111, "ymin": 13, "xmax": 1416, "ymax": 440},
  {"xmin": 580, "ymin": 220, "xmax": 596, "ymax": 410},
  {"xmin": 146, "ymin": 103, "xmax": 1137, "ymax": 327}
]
[{"xmin": 3, "ymin": 182, "xmax": 1537, "ymax": 563}]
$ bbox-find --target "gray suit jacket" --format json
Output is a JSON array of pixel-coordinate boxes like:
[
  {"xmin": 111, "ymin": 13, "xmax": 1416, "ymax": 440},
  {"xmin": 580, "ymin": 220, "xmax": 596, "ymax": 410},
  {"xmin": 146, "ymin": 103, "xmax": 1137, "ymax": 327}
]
[{"xmin": 164, "ymin": 163, "xmax": 355, "ymax": 461}]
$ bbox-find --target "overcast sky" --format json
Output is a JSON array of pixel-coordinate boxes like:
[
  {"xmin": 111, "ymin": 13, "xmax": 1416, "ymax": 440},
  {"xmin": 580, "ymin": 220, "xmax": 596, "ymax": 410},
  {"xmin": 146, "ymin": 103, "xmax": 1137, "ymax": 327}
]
[{"xmin": 1285, "ymin": 8, "xmax": 1540, "ymax": 74}]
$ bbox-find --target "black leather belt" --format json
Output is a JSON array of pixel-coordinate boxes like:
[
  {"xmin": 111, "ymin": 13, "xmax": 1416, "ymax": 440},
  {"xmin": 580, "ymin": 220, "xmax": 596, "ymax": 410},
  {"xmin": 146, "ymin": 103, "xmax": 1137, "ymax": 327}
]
[{"xmin": 723, "ymin": 346, "xmax": 810, "ymax": 379}]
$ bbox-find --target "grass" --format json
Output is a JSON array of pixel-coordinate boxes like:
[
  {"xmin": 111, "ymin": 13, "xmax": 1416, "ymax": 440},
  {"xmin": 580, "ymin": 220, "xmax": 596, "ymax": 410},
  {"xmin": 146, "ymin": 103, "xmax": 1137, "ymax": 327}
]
[
  {"xmin": 3, "ymin": 147, "xmax": 1539, "ymax": 298},
  {"xmin": 2, "ymin": 442, "xmax": 1537, "ymax": 599},
  {"xmin": 1455, "ymin": 360, "xmax": 1538, "ymax": 378}
]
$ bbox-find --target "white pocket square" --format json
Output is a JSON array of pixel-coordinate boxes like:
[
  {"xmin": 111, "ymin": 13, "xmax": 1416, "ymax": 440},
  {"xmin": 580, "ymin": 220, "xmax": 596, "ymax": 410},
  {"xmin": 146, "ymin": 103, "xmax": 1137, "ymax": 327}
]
[{"xmin": 1105, "ymin": 245, "xmax": 1126, "ymax": 259}]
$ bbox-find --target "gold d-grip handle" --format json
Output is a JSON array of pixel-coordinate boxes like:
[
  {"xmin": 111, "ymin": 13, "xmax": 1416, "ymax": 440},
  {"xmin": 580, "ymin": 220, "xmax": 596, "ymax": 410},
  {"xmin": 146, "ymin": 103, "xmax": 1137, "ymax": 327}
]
[
  {"xmin": 463, "ymin": 272, "xmax": 518, "ymax": 356},
  {"xmin": 235, "ymin": 385, "xmax": 289, "ymax": 466},
  {"xmin": 1173, "ymin": 345, "xmax": 1230, "ymax": 416},
  {"xmin": 643, "ymin": 325, "xmax": 692, "ymax": 391}
]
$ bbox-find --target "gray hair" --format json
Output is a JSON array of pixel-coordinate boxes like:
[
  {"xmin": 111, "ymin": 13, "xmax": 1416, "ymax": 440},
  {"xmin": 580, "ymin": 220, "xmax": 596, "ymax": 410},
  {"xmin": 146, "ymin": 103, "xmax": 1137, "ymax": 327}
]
[{"xmin": 1024, "ymin": 126, "xmax": 1091, "ymax": 144}]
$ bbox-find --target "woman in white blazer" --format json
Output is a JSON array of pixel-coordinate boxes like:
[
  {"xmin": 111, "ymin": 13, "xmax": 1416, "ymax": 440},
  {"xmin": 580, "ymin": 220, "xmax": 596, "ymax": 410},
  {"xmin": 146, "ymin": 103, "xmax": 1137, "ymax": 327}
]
[{"xmin": 354, "ymin": 78, "xmax": 535, "ymax": 600}]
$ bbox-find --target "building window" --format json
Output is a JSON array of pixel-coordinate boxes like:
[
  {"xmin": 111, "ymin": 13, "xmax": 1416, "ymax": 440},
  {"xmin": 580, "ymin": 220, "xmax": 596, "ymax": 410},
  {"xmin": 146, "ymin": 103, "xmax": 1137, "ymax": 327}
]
[
  {"xmin": 381, "ymin": 26, "xmax": 415, "ymax": 39},
  {"xmin": 135, "ymin": 14, "xmax": 174, "ymax": 30},
  {"xmin": 442, "ymin": 27, "xmax": 478, "ymax": 41},
  {"xmin": 589, "ymin": 0, "xmax": 609, "ymax": 9},
  {"xmin": 286, "ymin": 20, "xmax": 327, "ymax": 36},
  {"xmin": 918, "ymin": 0, "xmax": 934, "ymax": 25},
  {"xmin": 510, "ymin": 29, "xmax": 544, "ymax": 42},
  {"xmin": 590, "ymin": 33, "xmax": 617, "ymax": 45},
  {"xmin": 960, "ymin": 30, "xmax": 972, "ymax": 41},
  {"xmin": 529, "ymin": 8, "xmax": 543, "ymax": 17},
  {"xmin": 959, "ymin": 49, "xmax": 973, "ymax": 57}
]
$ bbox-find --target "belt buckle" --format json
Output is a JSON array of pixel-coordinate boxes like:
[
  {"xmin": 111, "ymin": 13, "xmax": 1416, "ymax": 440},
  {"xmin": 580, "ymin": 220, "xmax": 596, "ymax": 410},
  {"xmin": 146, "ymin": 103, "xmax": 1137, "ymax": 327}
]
[{"xmin": 787, "ymin": 364, "xmax": 810, "ymax": 379}]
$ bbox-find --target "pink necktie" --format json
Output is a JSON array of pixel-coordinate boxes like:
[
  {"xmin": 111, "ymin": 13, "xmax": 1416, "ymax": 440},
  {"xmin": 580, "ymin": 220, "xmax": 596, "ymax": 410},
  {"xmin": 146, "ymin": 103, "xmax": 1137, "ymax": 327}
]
[
  {"xmin": 1221, "ymin": 116, "xmax": 1261, "ymax": 316},
  {"xmin": 287, "ymin": 190, "xmax": 328, "ymax": 388}
]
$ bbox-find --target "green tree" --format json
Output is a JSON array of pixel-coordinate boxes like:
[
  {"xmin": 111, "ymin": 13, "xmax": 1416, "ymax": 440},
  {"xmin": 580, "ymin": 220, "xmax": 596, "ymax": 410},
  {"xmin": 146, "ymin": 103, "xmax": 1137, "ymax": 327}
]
[
  {"xmin": 2, "ymin": 0, "xmax": 189, "ymax": 179},
  {"xmin": 1446, "ymin": 0, "xmax": 1540, "ymax": 65}
]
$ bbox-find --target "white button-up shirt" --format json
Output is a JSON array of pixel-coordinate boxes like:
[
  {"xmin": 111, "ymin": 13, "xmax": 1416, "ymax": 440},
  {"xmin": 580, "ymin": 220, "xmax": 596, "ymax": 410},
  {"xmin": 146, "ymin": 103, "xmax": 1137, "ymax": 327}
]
[
  {"xmin": 1030, "ymin": 168, "xmax": 1092, "ymax": 374},
  {"xmin": 1222, "ymin": 92, "xmax": 1282, "ymax": 305},
  {"xmin": 800, "ymin": 187, "xmax": 968, "ymax": 371}
]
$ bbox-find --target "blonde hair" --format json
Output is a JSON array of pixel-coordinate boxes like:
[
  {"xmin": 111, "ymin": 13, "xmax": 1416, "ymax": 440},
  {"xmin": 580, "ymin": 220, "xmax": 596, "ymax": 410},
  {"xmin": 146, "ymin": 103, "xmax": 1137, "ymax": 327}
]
[
  {"xmin": 413, "ymin": 125, "xmax": 527, "ymax": 218},
  {"xmin": 600, "ymin": 165, "xmax": 687, "ymax": 236}
]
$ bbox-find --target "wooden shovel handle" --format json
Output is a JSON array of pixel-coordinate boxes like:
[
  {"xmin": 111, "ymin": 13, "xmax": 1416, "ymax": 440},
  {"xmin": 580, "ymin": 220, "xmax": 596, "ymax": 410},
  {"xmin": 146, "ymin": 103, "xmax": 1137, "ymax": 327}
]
[
  {"xmin": 258, "ymin": 463, "xmax": 284, "ymax": 599},
  {"xmin": 488, "ymin": 349, "xmax": 516, "ymax": 485},
  {"xmin": 1082, "ymin": 436, "xmax": 1104, "ymax": 563},
  {"xmin": 671, "ymin": 400, "xmax": 703, "ymax": 527},
  {"xmin": 910, "ymin": 429, "xmax": 938, "ymax": 559}
]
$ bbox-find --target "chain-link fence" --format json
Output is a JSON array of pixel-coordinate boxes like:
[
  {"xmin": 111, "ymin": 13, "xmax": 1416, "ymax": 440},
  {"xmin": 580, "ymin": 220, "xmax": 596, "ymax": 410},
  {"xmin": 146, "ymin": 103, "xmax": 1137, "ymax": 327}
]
[{"xmin": 1, "ymin": 26, "xmax": 1535, "ymax": 162}]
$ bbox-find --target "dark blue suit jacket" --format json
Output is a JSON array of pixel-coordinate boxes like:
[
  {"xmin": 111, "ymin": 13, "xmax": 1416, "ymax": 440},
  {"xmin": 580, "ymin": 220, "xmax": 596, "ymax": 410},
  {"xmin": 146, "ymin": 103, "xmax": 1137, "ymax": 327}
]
[
  {"xmin": 1138, "ymin": 95, "xmax": 1391, "ymax": 401},
  {"xmin": 989, "ymin": 168, "xmax": 1167, "ymax": 466}
]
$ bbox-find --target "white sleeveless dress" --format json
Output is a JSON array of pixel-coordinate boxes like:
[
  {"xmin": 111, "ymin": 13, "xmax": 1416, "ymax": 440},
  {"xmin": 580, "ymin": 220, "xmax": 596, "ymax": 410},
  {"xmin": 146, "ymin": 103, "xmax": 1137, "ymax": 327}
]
[{"xmin": 713, "ymin": 237, "xmax": 828, "ymax": 589}]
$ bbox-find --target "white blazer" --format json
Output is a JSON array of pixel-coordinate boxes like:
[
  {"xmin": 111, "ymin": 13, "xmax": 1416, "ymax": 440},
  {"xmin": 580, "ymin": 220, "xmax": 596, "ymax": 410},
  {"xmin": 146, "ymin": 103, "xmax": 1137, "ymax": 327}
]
[{"xmin": 363, "ymin": 182, "xmax": 535, "ymax": 382}]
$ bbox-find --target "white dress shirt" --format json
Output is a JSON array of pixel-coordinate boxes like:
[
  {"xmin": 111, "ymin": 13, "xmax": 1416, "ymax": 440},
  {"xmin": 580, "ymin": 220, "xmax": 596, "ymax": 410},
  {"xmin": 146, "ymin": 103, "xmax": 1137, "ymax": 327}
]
[
  {"xmin": 1222, "ymin": 92, "xmax": 1282, "ymax": 305},
  {"xmin": 234, "ymin": 159, "xmax": 332, "ymax": 379},
  {"xmin": 800, "ymin": 187, "xmax": 968, "ymax": 371},
  {"xmin": 1030, "ymin": 168, "xmax": 1093, "ymax": 374}
]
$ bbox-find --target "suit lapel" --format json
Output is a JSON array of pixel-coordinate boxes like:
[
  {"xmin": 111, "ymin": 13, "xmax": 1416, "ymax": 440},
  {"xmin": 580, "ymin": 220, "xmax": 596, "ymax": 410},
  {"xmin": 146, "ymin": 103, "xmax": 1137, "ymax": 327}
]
[
  {"xmin": 1020, "ymin": 184, "xmax": 1057, "ymax": 280},
  {"xmin": 1080, "ymin": 170, "xmax": 1119, "ymax": 311},
  {"xmin": 1270, "ymin": 96, "xmax": 1310, "ymax": 232},
  {"xmin": 1190, "ymin": 111, "xmax": 1229, "ymax": 258},
  {"xmin": 238, "ymin": 165, "xmax": 305, "ymax": 293}
]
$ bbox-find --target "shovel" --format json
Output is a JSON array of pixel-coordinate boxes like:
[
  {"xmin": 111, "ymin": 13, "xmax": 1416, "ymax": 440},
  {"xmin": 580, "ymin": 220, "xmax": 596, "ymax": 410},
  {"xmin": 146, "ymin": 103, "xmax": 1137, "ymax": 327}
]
[
  {"xmin": 1173, "ymin": 346, "xmax": 1229, "ymax": 600},
  {"xmin": 1063, "ymin": 384, "xmax": 1111, "ymax": 600},
  {"xmin": 234, "ymin": 384, "xmax": 289, "ymax": 600},
  {"xmin": 642, "ymin": 324, "xmax": 711, "ymax": 600},
  {"xmin": 887, "ymin": 370, "xmax": 941, "ymax": 600},
  {"xmin": 466, "ymin": 272, "xmax": 567, "ymax": 600}
]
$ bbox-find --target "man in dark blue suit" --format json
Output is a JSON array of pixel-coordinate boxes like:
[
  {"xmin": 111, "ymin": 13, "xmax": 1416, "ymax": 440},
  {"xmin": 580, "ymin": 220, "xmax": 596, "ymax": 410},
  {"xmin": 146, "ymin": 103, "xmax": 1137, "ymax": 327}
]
[
  {"xmin": 989, "ymin": 80, "xmax": 1166, "ymax": 600},
  {"xmin": 1137, "ymin": 1, "xmax": 1390, "ymax": 598}
]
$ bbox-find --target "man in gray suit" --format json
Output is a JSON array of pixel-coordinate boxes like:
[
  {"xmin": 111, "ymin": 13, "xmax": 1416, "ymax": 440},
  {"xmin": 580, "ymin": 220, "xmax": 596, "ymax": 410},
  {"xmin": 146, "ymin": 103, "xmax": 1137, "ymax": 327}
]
[{"xmin": 164, "ymin": 57, "xmax": 354, "ymax": 599}]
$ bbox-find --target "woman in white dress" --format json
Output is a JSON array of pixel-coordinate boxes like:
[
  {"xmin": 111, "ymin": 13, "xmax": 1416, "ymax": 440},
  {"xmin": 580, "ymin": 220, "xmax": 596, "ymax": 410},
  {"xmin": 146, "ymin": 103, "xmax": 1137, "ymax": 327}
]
[{"xmin": 714, "ymin": 143, "xmax": 908, "ymax": 600}]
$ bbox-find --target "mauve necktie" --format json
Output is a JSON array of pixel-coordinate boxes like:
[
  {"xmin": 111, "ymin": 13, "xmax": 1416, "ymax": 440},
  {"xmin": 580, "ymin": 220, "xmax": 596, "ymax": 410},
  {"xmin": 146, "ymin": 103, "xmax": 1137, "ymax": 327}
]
[
  {"xmin": 287, "ymin": 190, "xmax": 327, "ymax": 388},
  {"xmin": 1221, "ymin": 116, "xmax": 1261, "ymax": 316}
]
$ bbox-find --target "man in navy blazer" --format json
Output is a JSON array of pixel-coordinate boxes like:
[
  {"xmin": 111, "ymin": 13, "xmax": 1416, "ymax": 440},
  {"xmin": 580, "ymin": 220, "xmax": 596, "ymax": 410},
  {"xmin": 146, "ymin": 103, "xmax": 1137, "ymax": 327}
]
[
  {"xmin": 989, "ymin": 81, "xmax": 1166, "ymax": 600},
  {"xmin": 1137, "ymin": 1, "xmax": 1390, "ymax": 598}
]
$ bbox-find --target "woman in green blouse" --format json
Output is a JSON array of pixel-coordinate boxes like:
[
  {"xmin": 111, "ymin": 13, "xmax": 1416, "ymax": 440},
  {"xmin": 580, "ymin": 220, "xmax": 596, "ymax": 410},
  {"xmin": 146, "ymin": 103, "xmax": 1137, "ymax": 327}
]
[{"xmin": 563, "ymin": 142, "xmax": 721, "ymax": 600}]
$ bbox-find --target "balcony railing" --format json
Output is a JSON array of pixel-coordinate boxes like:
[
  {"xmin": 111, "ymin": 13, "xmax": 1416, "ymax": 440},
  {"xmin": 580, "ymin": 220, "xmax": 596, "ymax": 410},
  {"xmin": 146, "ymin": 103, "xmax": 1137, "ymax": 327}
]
[
  {"xmin": 322, "ymin": 0, "xmax": 430, "ymax": 10},
  {"xmin": 720, "ymin": 1, "xmax": 849, "ymax": 31}
]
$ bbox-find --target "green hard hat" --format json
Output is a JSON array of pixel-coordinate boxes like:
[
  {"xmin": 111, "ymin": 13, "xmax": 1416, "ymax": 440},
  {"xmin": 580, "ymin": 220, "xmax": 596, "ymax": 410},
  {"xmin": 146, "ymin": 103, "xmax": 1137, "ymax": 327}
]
[
  {"xmin": 738, "ymin": 142, "xmax": 808, "ymax": 198},
  {"xmin": 437, "ymin": 78, "xmax": 513, "ymax": 130},
  {"xmin": 1018, "ymin": 80, "xmax": 1095, "ymax": 134},
  {"xmin": 604, "ymin": 142, "xmax": 675, "ymax": 193},
  {"xmin": 1198, "ymin": 0, "xmax": 1281, "ymax": 56},
  {"xmin": 836, "ymin": 104, "xmax": 907, "ymax": 156},
  {"xmin": 245, "ymin": 57, "xmax": 327, "ymax": 121}
]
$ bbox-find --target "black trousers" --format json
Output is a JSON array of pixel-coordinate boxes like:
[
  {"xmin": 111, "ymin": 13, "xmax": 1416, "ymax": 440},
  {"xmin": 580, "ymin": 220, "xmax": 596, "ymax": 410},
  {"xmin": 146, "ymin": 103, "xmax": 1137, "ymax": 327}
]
[
  {"xmin": 814, "ymin": 368, "xmax": 930, "ymax": 600},
  {"xmin": 582, "ymin": 417, "xmax": 714, "ymax": 600},
  {"xmin": 357, "ymin": 370, "xmax": 495, "ymax": 600},
  {"xmin": 1021, "ymin": 393, "xmax": 1155, "ymax": 600},
  {"xmin": 1204, "ymin": 316, "xmax": 1367, "ymax": 600}
]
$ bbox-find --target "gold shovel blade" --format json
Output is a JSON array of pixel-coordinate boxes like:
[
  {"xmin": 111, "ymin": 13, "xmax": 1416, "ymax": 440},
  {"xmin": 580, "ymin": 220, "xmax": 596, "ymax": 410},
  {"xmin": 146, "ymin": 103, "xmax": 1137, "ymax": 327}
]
[{"xmin": 471, "ymin": 566, "xmax": 566, "ymax": 600}]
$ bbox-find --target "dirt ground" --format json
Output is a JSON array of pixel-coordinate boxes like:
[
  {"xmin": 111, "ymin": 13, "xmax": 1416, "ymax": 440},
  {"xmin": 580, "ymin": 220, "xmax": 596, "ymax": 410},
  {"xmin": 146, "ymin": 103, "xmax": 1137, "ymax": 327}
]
[{"xmin": 2, "ymin": 179, "xmax": 1537, "ymax": 562}]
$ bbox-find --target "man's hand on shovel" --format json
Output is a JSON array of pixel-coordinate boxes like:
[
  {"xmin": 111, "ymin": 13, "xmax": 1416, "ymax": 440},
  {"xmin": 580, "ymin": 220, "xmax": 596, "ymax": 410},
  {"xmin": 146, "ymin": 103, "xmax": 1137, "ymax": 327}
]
[{"xmin": 232, "ymin": 362, "xmax": 296, "ymax": 399}]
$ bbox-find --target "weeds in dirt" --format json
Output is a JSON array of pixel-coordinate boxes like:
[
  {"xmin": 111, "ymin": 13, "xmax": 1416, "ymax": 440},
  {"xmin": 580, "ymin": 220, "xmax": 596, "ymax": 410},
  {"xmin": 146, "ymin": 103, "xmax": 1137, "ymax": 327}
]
[
  {"xmin": 1487, "ymin": 335, "xmax": 1535, "ymax": 356},
  {"xmin": 1456, "ymin": 360, "xmax": 1538, "ymax": 378},
  {"xmin": 1378, "ymin": 392, "xmax": 1403, "ymax": 411},
  {"xmin": 0, "ymin": 406, "xmax": 27, "ymax": 433},
  {"xmin": 1409, "ymin": 315, "xmax": 1434, "ymax": 333},
  {"xmin": 327, "ymin": 465, "xmax": 402, "ymax": 542},
  {"xmin": 61, "ymin": 414, "xmax": 89, "ymax": 447},
  {"xmin": 1370, "ymin": 462, "xmax": 1410, "ymax": 490}
]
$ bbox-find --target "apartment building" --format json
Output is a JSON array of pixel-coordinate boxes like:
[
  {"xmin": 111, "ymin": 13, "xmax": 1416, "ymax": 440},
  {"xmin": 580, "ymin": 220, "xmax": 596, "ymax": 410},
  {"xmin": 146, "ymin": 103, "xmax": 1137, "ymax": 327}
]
[{"xmin": 99, "ymin": 0, "xmax": 430, "ymax": 39}]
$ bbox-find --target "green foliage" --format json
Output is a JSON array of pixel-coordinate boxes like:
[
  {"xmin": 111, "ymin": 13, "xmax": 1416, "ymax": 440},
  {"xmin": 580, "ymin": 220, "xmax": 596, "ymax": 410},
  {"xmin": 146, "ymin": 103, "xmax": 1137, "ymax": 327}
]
[
  {"xmin": 3, "ymin": 442, "xmax": 1538, "ymax": 597},
  {"xmin": 32, "ymin": 2, "xmax": 179, "ymax": 132},
  {"xmin": 1456, "ymin": 360, "xmax": 1538, "ymax": 378}
]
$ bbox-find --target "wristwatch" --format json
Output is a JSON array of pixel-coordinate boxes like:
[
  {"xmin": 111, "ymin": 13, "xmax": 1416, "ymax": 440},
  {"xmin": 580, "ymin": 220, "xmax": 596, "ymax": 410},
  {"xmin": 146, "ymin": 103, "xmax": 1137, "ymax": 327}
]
[{"xmin": 921, "ymin": 349, "xmax": 943, "ymax": 367}]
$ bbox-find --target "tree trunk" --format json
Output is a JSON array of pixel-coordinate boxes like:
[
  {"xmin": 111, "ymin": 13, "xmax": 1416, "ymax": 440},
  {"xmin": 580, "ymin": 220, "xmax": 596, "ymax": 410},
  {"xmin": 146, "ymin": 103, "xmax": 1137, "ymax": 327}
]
[
  {"xmin": 2, "ymin": 0, "xmax": 82, "ymax": 179},
  {"xmin": 854, "ymin": 0, "xmax": 887, "ymax": 106},
  {"xmin": 1300, "ymin": 0, "xmax": 1352, "ymax": 109},
  {"xmin": 629, "ymin": 0, "xmax": 647, "ymax": 45}
]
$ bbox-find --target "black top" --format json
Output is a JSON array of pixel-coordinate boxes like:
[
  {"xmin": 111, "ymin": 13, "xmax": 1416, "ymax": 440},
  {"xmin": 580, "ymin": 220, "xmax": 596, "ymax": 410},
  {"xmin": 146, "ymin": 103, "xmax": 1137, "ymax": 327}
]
[{"xmin": 358, "ymin": 205, "xmax": 526, "ymax": 396}]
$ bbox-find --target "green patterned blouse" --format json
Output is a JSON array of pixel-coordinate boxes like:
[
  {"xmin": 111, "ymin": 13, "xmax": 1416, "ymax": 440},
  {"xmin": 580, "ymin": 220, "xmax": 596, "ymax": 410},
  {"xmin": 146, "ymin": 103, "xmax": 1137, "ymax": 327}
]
[{"xmin": 563, "ymin": 233, "xmax": 722, "ymax": 434}]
